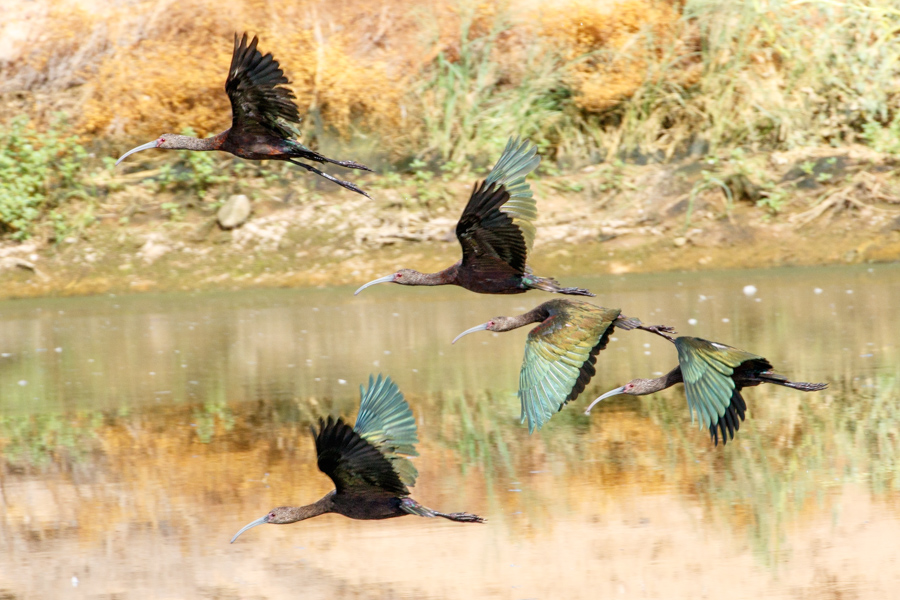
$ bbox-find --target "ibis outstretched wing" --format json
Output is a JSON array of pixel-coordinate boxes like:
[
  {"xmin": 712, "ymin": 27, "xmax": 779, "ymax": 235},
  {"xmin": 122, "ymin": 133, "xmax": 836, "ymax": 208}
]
[
  {"xmin": 456, "ymin": 138, "xmax": 541, "ymax": 275},
  {"xmin": 675, "ymin": 337, "xmax": 767, "ymax": 444},
  {"xmin": 313, "ymin": 416, "xmax": 409, "ymax": 496},
  {"xmin": 353, "ymin": 374, "xmax": 419, "ymax": 489},
  {"xmin": 519, "ymin": 301, "xmax": 622, "ymax": 433},
  {"xmin": 226, "ymin": 33, "xmax": 301, "ymax": 139}
]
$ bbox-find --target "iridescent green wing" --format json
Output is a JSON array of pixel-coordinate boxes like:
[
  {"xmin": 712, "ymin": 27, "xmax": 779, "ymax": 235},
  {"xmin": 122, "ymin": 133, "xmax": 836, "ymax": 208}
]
[
  {"xmin": 457, "ymin": 138, "xmax": 541, "ymax": 274},
  {"xmin": 674, "ymin": 337, "xmax": 763, "ymax": 433},
  {"xmin": 353, "ymin": 374, "xmax": 419, "ymax": 489},
  {"xmin": 484, "ymin": 137, "xmax": 540, "ymax": 254},
  {"xmin": 518, "ymin": 301, "xmax": 621, "ymax": 433}
]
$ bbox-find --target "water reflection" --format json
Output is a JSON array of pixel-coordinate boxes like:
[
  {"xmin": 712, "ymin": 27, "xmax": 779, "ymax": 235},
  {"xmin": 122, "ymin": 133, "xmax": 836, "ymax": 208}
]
[{"xmin": 0, "ymin": 264, "xmax": 898, "ymax": 598}]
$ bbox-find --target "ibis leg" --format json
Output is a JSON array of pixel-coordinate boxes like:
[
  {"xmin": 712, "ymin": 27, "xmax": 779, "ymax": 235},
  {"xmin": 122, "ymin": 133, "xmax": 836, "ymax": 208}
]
[
  {"xmin": 400, "ymin": 497, "xmax": 485, "ymax": 523},
  {"xmin": 286, "ymin": 158, "xmax": 371, "ymax": 198}
]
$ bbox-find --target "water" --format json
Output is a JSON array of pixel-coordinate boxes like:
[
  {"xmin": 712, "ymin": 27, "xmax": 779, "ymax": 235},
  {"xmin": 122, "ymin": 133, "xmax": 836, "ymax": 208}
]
[{"xmin": 0, "ymin": 264, "xmax": 897, "ymax": 599}]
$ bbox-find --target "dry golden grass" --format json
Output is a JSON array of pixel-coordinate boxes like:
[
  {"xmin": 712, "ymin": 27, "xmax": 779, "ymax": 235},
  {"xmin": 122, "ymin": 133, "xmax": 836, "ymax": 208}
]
[
  {"xmin": 1, "ymin": 0, "xmax": 899, "ymax": 164},
  {"xmin": 541, "ymin": 0, "xmax": 686, "ymax": 113},
  {"xmin": 78, "ymin": 0, "xmax": 405, "ymax": 140},
  {"xmin": 4, "ymin": 0, "xmax": 413, "ymax": 143}
]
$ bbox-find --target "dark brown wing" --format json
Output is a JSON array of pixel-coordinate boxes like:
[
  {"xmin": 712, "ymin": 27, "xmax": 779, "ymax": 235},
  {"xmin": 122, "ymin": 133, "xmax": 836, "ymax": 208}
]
[
  {"xmin": 455, "ymin": 139, "xmax": 541, "ymax": 275},
  {"xmin": 456, "ymin": 181, "xmax": 529, "ymax": 274},
  {"xmin": 226, "ymin": 33, "xmax": 301, "ymax": 139},
  {"xmin": 312, "ymin": 416, "xmax": 408, "ymax": 496}
]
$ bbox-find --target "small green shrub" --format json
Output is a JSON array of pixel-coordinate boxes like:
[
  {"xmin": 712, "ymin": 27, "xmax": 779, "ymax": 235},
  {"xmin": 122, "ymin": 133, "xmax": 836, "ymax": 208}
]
[{"xmin": 0, "ymin": 115, "xmax": 89, "ymax": 240}]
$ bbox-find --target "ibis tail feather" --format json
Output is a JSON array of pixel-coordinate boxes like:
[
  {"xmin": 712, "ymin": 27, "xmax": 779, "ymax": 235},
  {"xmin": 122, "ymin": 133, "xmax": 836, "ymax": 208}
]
[{"xmin": 524, "ymin": 274, "xmax": 594, "ymax": 297}]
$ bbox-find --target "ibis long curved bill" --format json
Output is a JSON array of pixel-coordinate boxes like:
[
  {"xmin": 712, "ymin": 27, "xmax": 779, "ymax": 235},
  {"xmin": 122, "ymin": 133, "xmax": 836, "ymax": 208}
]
[
  {"xmin": 354, "ymin": 275, "xmax": 395, "ymax": 296},
  {"xmin": 230, "ymin": 514, "xmax": 270, "ymax": 544},
  {"xmin": 115, "ymin": 141, "xmax": 159, "ymax": 166},
  {"xmin": 451, "ymin": 323, "xmax": 489, "ymax": 345},
  {"xmin": 583, "ymin": 386, "xmax": 626, "ymax": 415}
]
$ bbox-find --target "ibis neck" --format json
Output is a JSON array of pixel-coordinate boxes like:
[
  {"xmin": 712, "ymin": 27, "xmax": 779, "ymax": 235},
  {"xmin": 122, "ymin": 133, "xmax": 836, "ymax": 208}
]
[
  {"xmin": 418, "ymin": 264, "xmax": 460, "ymax": 286},
  {"xmin": 199, "ymin": 131, "xmax": 227, "ymax": 151},
  {"xmin": 638, "ymin": 367, "xmax": 684, "ymax": 395},
  {"xmin": 173, "ymin": 132, "xmax": 227, "ymax": 151},
  {"xmin": 495, "ymin": 304, "xmax": 551, "ymax": 332},
  {"xmin": 284, "ymin": 494, "xmax": 334, "ymax": 524}
]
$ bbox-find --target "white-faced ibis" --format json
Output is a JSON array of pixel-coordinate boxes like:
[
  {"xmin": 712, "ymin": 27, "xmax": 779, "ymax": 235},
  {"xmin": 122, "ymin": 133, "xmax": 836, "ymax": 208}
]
[
  {"xmin": 354, "ymin": 138, "xmax": 594, "ymax": 296},
  {"xmin": 116, "ymin": 33, "xmax": 372, "ymax": 197},
  {"xmin": 584, "ymin": 334, "xmax": 828, "ymax": 445},
  {"xmin": 230, "ymin": 374, "xmax": 484, "ymax": 543},
  {"xmin": 451, "ymin": 299, "xmax": 673, "ymax": 432}
]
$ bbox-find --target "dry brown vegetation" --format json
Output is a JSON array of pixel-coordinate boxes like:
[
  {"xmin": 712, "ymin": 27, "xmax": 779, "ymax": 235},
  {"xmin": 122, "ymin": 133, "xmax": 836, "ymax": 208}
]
[
  {"xmin": 1, "ymin": 0, "xmax": 899, "ymax": 248},
  {"xmin": 542, "ymin": 0, "xmax": 695, "ymax": 114},
  {"xmin": 4, "ymin": 0, "xmax": 896, "ymax": 161}
]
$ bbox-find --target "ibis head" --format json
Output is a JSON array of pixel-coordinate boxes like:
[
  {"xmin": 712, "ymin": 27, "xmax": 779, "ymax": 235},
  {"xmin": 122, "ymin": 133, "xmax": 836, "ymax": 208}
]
[
  {"xmin": 584, "ymin": 378, "xmax": 665, "ymax": 415},
  {"xmin": 230, "ymin": 506, "xmax": 305, "ymax": 543},
  {"xmin": 115, "ymin": 134, "xmax": 201, "ymax": 165},
  {"xmin": 354, "ymin": 269, "xmax": 430, "ymax": 295},
  {"xmin": 451, "ymin": 315, "xmax": 527, "ymax": 344}
]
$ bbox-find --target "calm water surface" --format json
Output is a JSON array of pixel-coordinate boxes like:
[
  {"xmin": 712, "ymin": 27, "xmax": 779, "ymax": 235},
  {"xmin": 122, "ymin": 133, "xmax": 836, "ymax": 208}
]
[{"xmin": 0, "ymin": 264, "xmax": 898, "ymax": 599}]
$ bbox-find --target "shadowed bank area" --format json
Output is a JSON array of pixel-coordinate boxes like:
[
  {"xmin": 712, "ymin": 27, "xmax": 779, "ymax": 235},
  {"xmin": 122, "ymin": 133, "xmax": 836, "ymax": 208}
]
[{"xmin": 0, "ymin": 264, "xmax": 898, "ymax": 598}]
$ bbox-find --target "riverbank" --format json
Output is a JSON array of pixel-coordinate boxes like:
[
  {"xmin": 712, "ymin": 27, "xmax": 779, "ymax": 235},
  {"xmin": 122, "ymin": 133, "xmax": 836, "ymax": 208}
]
[{"xmin": 1, "ymin": 144, "xmax": 897, "ymax": 300}]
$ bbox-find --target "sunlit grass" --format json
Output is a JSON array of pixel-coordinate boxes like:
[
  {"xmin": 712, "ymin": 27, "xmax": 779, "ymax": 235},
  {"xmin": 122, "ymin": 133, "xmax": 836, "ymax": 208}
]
[{"xmin": 2, "ymin": 0, "xmax": 899, "ymax": 236}]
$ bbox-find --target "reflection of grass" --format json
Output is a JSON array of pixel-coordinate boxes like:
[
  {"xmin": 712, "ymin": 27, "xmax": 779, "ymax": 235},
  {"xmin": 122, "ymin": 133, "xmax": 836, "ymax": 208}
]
[
  {"xmin": 641, "ymin": 372, "xmax": 900, "ymax": 568},
  {"xmin": 420, "ymin": 390, "xmax": 518, "ymax": 510},
  {"xmin": 1, "ymin": 361, "xmax": 898, "ymax": 569},
  {"xmin": 0, "ymin": 412, "xmax": 101, "ymax": 469}
]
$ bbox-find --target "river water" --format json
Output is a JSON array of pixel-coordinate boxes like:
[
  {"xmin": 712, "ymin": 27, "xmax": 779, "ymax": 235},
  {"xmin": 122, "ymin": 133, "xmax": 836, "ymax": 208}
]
[{"xmin": 0, "ymin": 264, "xmax": 897, "ymax": 599}]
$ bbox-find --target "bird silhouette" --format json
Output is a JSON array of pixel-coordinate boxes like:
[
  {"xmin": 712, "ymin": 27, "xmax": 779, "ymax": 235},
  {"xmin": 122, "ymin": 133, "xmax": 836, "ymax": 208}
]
[
  {"xmin": 230, "ymin": 374, "xmax": 484, "ymax": 543},
  {"xmin": 584, "ymin": 334, "xmax": 828, "ymax": 445},
  {"xmin": 354, "ymin": 138, "xmax": 594, "ymax": 296},
  {"xmin": 452, "ymin": 299, "xmax": 673, "ymax": 432},
  {"xmin": 116, "ymin": 33, "xmax": 372, "ymax": 197}
]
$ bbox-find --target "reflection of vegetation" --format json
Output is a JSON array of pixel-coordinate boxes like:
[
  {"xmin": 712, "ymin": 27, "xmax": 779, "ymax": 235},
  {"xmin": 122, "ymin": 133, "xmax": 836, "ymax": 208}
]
[
  {"xmin": 191, "ymin": 401, "xmax": 235, "ymax": 444},
  {"xmin": 1, "ymin": 370, "xmax": 898, "ymax": 569},
  {"xmin": 0, "ymin": 269, "xmax": 898, "ymax": 569},
  {"xmin": 637, "ymin": 372, "xmax": 900, "ymax": 567},
  {"xmin": 433, "ymin": 391, "xmax": 516, "ymax": 503},
  {"xmin": 0, "ymin": 412, "xmax": 102, "ymax": 469}
]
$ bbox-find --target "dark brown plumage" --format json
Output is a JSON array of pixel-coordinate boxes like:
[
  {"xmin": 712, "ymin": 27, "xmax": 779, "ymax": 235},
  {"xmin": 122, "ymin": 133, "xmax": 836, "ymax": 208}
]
[
  {"xmin": 230, "ymin": 375, "xmax": 484, "ymax": 543},
  {"xmin": 116, "ymin": 33, "xmax": 372, "ymax": 197},
  {"xmin": 354, "ymin": 138, "xmax": 594, "ymax": 296}
]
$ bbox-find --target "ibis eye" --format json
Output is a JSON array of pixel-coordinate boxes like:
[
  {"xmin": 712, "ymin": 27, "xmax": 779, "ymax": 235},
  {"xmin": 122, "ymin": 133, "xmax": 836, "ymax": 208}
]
[{"xmin": 396, "ymin": 273, "xmax": 402, "ymax": 279}]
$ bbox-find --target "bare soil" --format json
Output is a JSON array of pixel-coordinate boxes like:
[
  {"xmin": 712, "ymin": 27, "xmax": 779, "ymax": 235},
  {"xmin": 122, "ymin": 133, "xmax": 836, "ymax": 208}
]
[{"xmin": 1, "ymin": 145, "xmax": 898, "ymax": 299}]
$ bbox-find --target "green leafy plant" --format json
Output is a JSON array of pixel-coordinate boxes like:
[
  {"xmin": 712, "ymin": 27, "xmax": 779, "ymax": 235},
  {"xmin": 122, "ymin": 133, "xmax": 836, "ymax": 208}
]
[{"xmin": 0, "ymin": 115, "xmax": 90, "ymax": 240}]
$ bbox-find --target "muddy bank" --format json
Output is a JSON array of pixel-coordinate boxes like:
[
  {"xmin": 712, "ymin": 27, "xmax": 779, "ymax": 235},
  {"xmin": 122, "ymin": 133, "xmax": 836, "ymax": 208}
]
[{"xmin": 1, "ymin": 146, "xmax": 898, "ymax": 299}]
